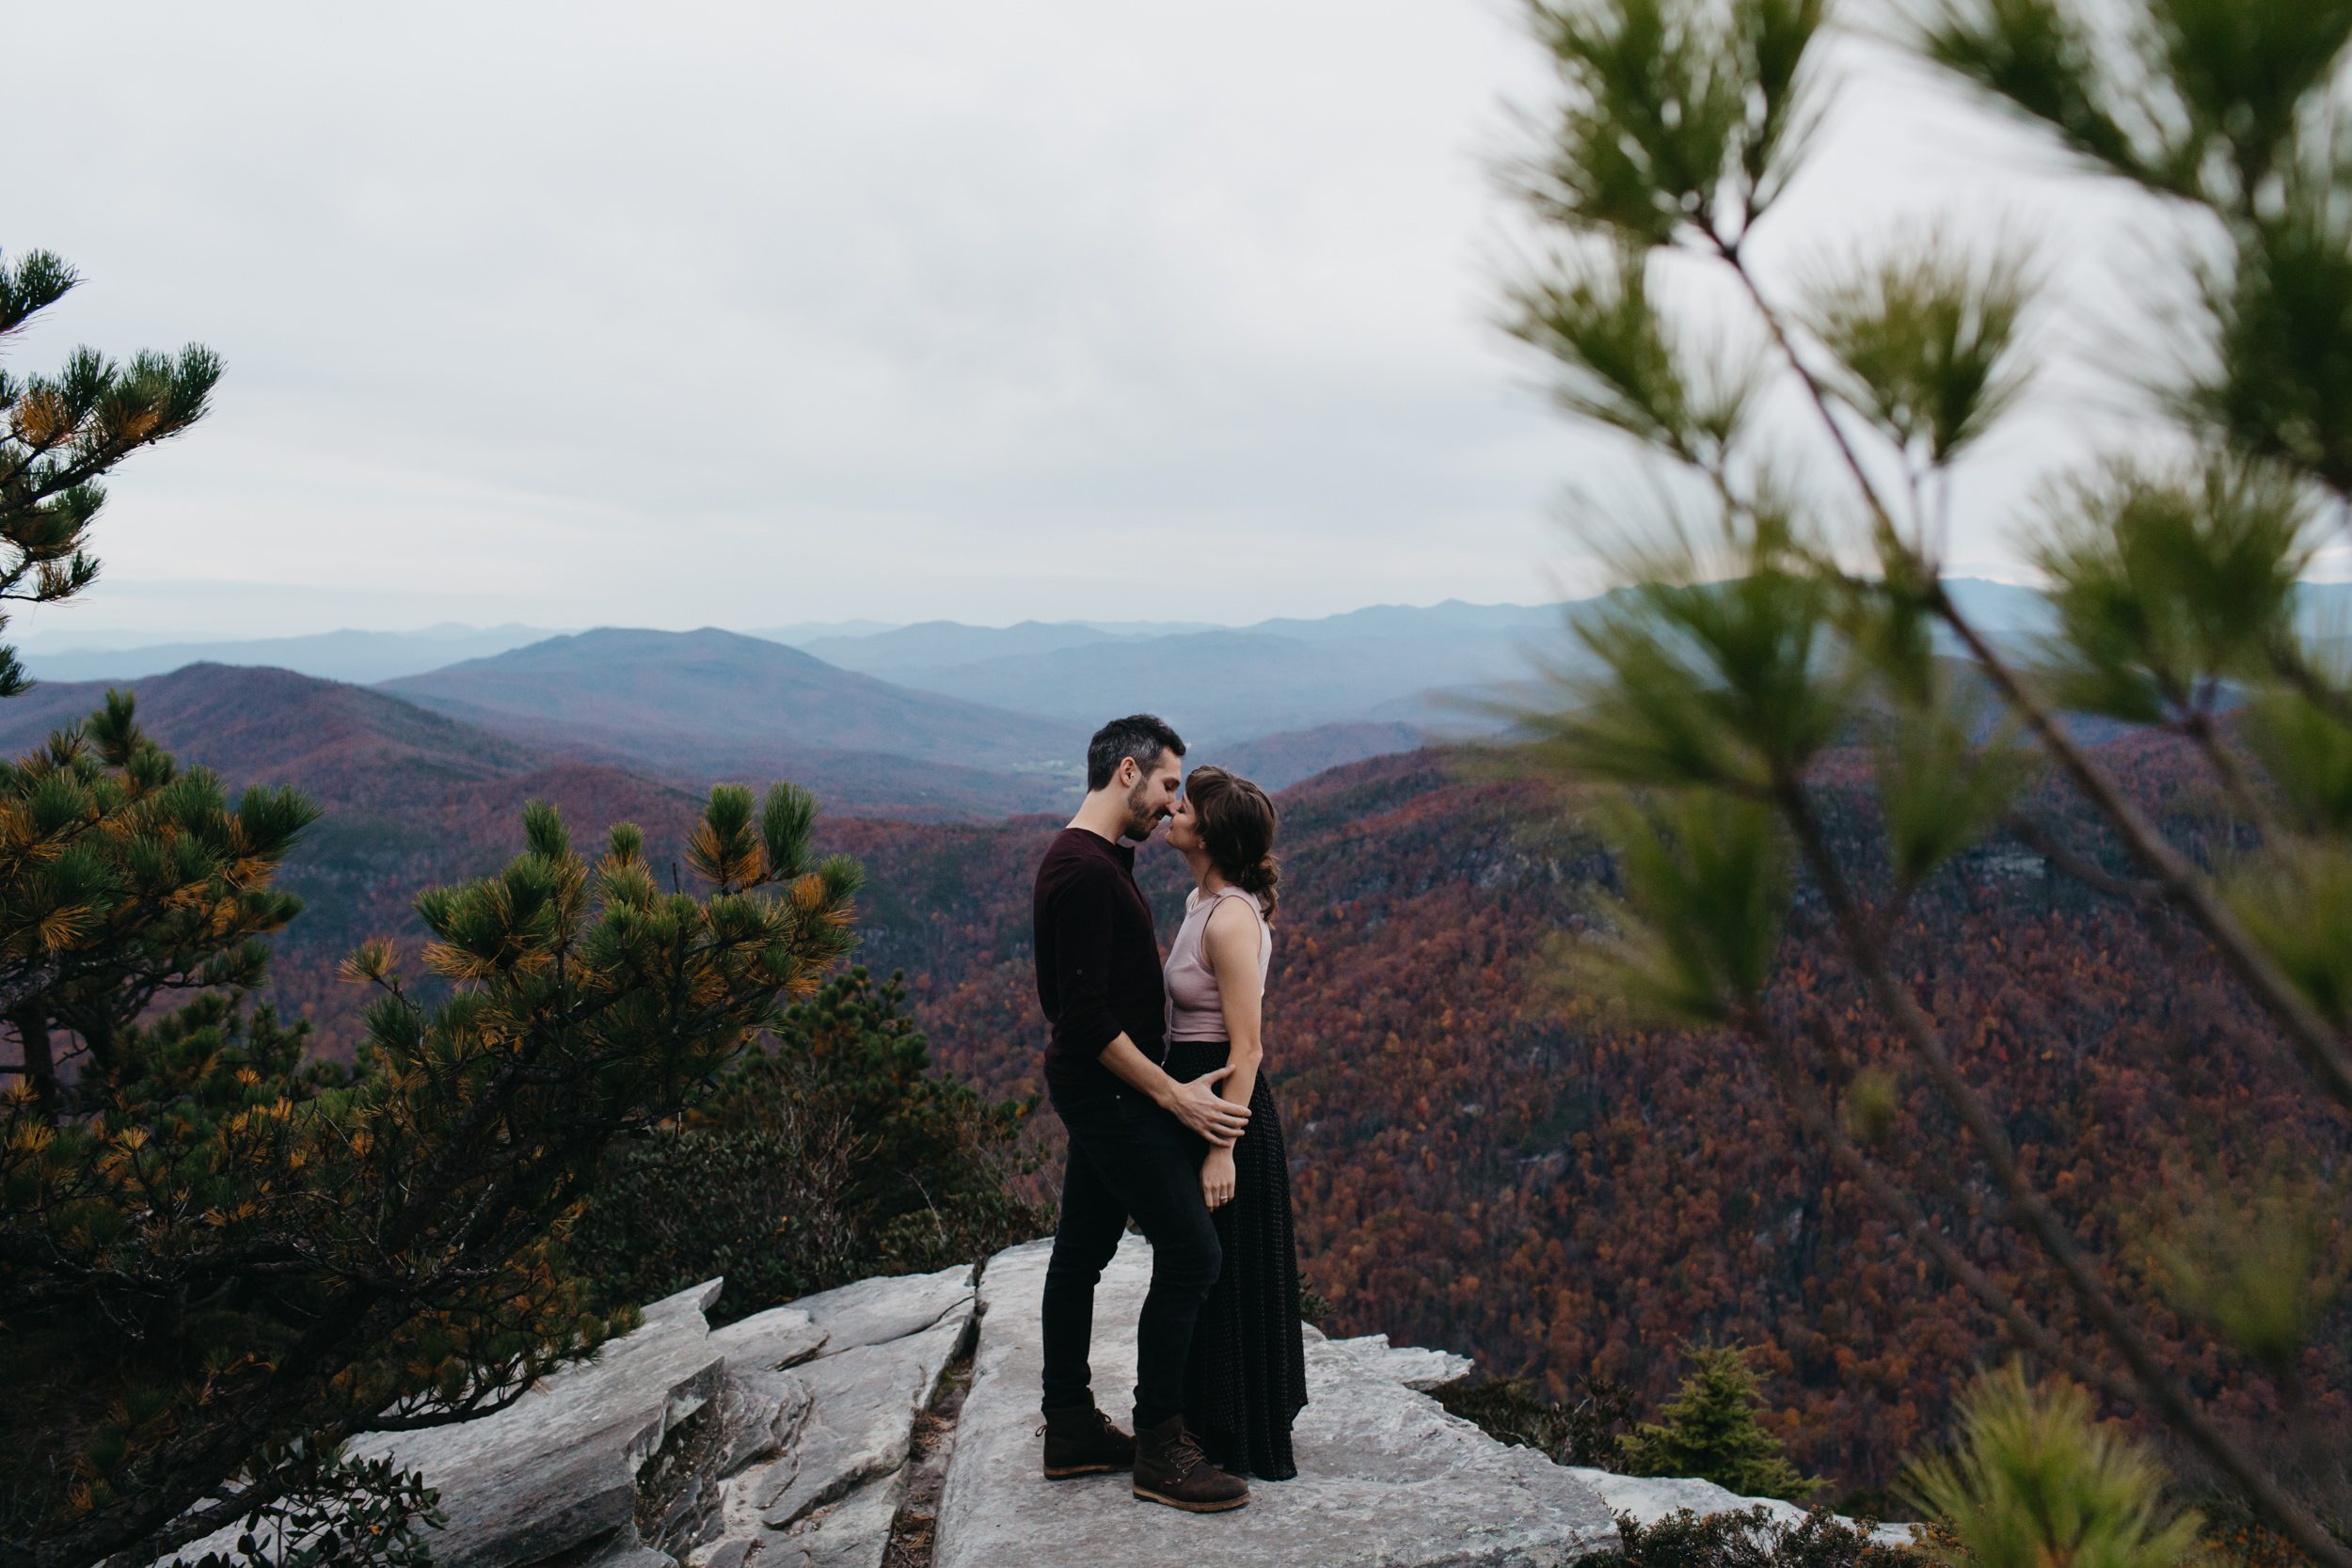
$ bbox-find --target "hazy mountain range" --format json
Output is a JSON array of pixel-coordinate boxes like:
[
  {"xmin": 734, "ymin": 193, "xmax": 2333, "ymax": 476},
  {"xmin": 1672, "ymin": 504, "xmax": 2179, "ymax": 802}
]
[
  {"xmin": 12, "ymin": 580, "xmax": 2348, "ymax": 821},
  {"xmin": 18, "ymin": 624, "xmax": 565, "ymax": 685}
]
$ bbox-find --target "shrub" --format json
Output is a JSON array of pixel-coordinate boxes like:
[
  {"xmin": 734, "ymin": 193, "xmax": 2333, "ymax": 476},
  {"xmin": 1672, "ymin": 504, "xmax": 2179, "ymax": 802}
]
[
  {"xmin": 572, "ymin": 967, "xmax": 1050, "ymax": 1319},
  {"xmin": 1433, "ymin": 1372, "xmax": 1638, "ymax": 1470},
  {"xmin": 1905, "ymin": 1364, "xmax": 2203, "ymax": 1568},
  {"xmin": 1589, "ymin": 1507, "xmax": 1903, "ymax": 1568}
]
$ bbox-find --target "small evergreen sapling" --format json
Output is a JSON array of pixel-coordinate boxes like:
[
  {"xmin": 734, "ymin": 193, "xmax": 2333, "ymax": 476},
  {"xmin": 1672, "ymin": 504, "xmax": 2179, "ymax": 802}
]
[{"xmin": 1622, "ymin": 1344, "xmax": 1820, "ymax": 1504}]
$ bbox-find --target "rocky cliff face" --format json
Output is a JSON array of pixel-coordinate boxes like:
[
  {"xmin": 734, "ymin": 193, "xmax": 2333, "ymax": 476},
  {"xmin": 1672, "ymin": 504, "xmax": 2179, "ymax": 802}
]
[{"xmin": 164, "ymin": 1237, "xmax": 1908, "ymax": 1568}]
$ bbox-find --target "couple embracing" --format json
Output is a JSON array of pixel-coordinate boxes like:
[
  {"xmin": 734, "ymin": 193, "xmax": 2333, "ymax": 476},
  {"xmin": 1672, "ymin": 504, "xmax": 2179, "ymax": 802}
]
[{"xmin": 1030, "ymin": 714, "xmax": 1309, "ymax": 1513}]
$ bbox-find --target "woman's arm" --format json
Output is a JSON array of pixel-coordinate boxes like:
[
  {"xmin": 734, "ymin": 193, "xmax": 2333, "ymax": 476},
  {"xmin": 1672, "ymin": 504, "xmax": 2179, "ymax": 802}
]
[{"xmin": 1203, "ymin": 898, "xmax": 1266, "ymax": 1110}]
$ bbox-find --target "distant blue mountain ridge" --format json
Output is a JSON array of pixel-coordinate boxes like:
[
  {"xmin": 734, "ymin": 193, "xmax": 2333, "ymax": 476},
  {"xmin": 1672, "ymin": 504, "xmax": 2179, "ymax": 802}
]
[{"xmin": 15, "ymin": 580, "xmax": 2351, "ymax": 809}]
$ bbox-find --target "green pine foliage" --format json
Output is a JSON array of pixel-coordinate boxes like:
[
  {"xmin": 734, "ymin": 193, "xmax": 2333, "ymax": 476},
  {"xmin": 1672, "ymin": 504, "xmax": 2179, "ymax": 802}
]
[
  {"xmin": 0, "ymin": 248, "xmax": 219, "ymax": 699},
  {"xmin": 1586, "ymin": 1506, "xmax": 1901, "ymax": 1568},
  {"xmin": 1622, "ymin": 1344, "xmax": 1820, "ymax": 1503},
  {"xmin": 1502, "ymin": 0, "xmax": 2352, "ymax": 1560},
  {"xmin": 571, "ymin": 966, "xmax": 1051, "ymax": 1319},
  {"xmin": 0, "ymin": 690, "xmax": 314, "ymax": 1117},
  {"xmin": 3, "ymin": 772, "xmax": 866, "ymax": 1567},
  {"xmin": 1906, "ymin": 1365, "xmax": 2205, "ymax": 1568}
]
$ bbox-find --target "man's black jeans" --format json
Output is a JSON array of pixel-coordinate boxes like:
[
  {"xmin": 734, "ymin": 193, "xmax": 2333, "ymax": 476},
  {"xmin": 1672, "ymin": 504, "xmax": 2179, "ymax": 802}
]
[{"xmin": 1041, "ymin": 1084, "xmax": 1219, "ymax": 1429}]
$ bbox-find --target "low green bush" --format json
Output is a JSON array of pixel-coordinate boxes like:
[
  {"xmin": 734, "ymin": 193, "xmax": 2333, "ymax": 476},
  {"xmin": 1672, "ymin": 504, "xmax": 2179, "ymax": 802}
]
[
  {"xmin": 571, "ymin": 967, "xmax": 1050, "ymax": 1320},
  {"xmin": 1590, "ymin": 1508, "xmax": 1904, "ymax": 1568},
  {"xmin": 1431, "ymin": 1373, "xmax": 1637, "ymax": 1470}
]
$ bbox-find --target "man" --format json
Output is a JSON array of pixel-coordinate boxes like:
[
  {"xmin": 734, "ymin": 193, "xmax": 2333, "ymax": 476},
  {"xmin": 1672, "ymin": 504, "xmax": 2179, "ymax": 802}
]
[{"xmin": 1032, "ymin": 714, "xmax": 1253, "ymax": 1513}]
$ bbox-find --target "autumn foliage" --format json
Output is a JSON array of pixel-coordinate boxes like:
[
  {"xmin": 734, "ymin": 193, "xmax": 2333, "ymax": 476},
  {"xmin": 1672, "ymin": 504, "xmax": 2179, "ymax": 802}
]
[{"xmin": 812, "ymin": 739, "xmax": 2352, "ymax": 1505}]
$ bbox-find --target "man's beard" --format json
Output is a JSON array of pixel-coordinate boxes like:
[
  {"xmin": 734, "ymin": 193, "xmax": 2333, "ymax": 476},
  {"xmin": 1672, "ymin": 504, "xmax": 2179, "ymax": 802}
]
[{"xmin": 1122, "ymin": 779, "xmax": 1164, "ymax": 841}]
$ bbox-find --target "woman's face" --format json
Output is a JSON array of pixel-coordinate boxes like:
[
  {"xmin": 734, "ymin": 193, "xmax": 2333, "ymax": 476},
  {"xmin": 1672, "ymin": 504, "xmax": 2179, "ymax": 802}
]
[{"xmin": 1166, "ymin": 789, "xmax": 1203, "ymax": 854}]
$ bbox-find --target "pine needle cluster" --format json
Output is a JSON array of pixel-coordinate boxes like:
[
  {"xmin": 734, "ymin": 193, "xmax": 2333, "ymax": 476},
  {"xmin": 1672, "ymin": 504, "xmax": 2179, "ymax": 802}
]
[{"xmin": 1502, "ymin": 0, "xmax": 2352, "ymax": 1561}]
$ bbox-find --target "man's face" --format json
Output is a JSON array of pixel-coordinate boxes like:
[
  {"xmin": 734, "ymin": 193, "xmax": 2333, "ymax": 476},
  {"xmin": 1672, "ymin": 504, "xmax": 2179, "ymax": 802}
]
[{"xmin": 1121, "ymin": 751, "xmax": 1184, "ymax": 841}]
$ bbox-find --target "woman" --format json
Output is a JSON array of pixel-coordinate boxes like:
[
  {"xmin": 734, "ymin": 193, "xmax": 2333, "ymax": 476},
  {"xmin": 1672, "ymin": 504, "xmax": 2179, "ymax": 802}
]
[{"xmin": 1161, "ymin": 765, "xmax": 1309, "ymax": 1481}]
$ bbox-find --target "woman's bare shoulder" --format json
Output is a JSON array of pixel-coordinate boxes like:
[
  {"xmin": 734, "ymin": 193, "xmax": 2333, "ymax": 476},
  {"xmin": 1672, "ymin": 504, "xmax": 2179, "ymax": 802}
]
[{"xmin": 1201, "ymin": 894, "xmax": 1263, "ymax": 954}]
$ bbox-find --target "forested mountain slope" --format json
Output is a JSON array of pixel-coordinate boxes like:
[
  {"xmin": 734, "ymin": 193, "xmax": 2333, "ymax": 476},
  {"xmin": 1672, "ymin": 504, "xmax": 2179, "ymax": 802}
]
[
  {"xmin": 825, "ymin": 742, "xmax": 2350, "ymax": 1494},
  {"xmin": 24, "ymin": 665, "xmax": 2332, "ymax": 1494}
]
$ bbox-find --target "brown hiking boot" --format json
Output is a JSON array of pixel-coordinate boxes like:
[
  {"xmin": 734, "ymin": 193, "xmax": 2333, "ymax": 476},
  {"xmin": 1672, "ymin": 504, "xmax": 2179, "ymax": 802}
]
[
  {"xmin": 1040, "ymin": 1404, "xmax": 1133, "ymax": 1479},
  {"xmin": 1132, "ymin": 1413, "xmax": 1249, "ymax": 1513}
]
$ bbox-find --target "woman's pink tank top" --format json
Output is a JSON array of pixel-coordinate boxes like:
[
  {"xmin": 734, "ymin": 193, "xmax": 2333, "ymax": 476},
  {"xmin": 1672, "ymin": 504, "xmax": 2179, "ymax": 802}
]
[{"xmin": 1164, "ymin": 885, "xmax": 1273, "ymax": 1042}]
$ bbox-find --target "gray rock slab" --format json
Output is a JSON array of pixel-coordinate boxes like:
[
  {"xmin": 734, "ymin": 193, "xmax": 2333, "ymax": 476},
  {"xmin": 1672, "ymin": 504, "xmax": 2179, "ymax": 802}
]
[
  {"xmin": 760, "ymin": 1469, "xmax": 909, "ymax": 1568},
  {"xmin": 710, "ymin": 1302, "xmax": 827, "ymax": 1370},
  {"xmin": 644, "ymin": 1278, "xmax": 727, "ymax": 1324},
  {"xmin": 719, "ymin": 1365, "xmax": 815, "ymax": 1475},
  {"xmin": 936, "ymin": 1235, "xmax": 1619, "ymax": 1568},
  {"xmin": 570, "ymin": 1540, "xmax": 680, "ymax": 1568},
  {"xmin": 158, "ymin": 1281, "xmax": 729, "ymax": 1568},
  {"xmin": 696, "ymin": 1271, "xmax": 977, "ymax": 1568},
  {"xmin": 1565, "ymin": 1470, "xmax": 1919, "ymax": 1549},
  {"xmin": 755, "ymin": 1317, "xmax": 968, "ymax": 1527},
  {"xmin": 356, "ymin": 1281, "xmax": 724, "ymax": 1568},
  {"xmin": 1327, "ymin": 1332, "xmax": 1475, "ymax": 1391},
  {"xmin": 787, "ymin": 1261, "xmax": 977, "ymax": 1354}
]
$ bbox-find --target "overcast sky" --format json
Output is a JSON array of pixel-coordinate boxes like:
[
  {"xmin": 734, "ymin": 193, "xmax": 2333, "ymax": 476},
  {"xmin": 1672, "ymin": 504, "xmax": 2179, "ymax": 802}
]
[{"xmin": 11, "ymin": 1, "xmax": 2276, "ymax": 643}]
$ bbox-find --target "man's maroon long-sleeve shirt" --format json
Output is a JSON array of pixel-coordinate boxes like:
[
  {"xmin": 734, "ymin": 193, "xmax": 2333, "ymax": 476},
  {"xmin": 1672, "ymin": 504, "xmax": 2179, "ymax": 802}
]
[{"xmin": 1034, "ymin": 826, "xmax": 1166, "ymax": 1104}]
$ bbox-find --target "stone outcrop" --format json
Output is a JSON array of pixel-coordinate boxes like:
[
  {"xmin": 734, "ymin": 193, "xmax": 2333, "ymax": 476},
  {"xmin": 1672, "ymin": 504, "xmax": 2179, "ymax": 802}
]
[
  {"xmin": 934, "ymin": 1235, "xmax": 1621, "ymax": 1568},
  {"xmin": 1566, "ymin": 1471, "xmax": 1916, "ymax": 1550},
  {"xmin": 161, "ymin": 1264, "xmax": 978, "ymax": 1568},
  {"xmin": 158, "ymin": 1236, "xmax": 1915, "ymax": 1567}
]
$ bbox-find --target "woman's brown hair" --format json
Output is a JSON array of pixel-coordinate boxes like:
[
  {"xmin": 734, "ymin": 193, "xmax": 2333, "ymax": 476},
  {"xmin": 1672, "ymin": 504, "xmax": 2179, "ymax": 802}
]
[{"xmin": 1183, "ymin": 765, "xmax": 1280, "ymax": 921}]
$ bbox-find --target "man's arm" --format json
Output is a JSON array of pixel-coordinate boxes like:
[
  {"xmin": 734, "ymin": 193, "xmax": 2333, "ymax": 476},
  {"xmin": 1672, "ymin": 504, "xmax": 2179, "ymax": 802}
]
[
  {"xmin": 1046, "ymin": 863, "xmax": 1127, "ymax": 1062},
  {"xmin": 1046, "ymin": 862, "xmax": 1248, "ymax": 1144},
  {"xmin": 1101, "ymin": 1033, "xmax": 1249, "ymax": 1146}
]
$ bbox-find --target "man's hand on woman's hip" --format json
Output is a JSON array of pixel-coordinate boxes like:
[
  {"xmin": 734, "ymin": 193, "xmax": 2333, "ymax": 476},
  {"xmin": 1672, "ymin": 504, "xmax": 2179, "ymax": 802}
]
[{"xmin": 1161, "ymin": 1065, "xmax": 1250, "ymax": 1146}]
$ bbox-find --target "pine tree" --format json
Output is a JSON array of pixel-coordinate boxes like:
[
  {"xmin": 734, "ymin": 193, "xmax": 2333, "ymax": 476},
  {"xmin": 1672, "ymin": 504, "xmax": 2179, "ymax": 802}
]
[
  {"xmin": 3, "ymin": 786, "xmax": 864, "ymax": 1567},
  {"xmin": 0, "ymin": 690, "xmax": 313, "ymax": 1118},
  {"xmin": 1502, "ymin": 0, "xmax": 2352, "ymax": 1560},
  {"xmin": 0, "ymin": 250, "xmax": 873, "ymax": 1568},
  {"xmin": 0, "ymin": 248, "xmax": 234, "ymax": 1102},
  {"xmin": 0, "ymin": 248, "xmax": 219, "ymax": 695},
  {"xmin": 571, "ymin": 965, "xmax": 1050, "ymax": 1317},
  {"xmin": 1621, "ymin": 1343, "xmax": 1818, "ymax": 1502}
]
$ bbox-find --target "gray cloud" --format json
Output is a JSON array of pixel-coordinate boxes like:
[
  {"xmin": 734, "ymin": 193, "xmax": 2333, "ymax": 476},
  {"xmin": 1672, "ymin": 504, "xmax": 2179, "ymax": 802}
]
[{"xmin": 10, "ymin": 3, "xmax": 2246, "ymax": 644}]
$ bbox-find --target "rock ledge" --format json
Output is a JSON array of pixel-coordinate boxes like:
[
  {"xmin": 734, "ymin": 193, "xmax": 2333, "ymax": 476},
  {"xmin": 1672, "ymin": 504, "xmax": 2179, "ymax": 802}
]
[{"xmin": 934, "ymin": 1235, "xmax": 1621, "ymax": 1568}]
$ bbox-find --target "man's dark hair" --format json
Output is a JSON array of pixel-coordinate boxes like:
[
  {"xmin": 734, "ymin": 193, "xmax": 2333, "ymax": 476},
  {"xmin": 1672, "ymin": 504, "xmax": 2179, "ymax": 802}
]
[{"xmin": 1087, "ymin": 713, "xmax": 1185, "ymax": 792}]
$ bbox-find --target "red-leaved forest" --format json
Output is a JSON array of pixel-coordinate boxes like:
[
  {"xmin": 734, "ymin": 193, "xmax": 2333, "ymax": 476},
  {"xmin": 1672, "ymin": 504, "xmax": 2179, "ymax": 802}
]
[{"xmin": 262, "ymin": 734, "xmax": 2347, "ymax": 1495}]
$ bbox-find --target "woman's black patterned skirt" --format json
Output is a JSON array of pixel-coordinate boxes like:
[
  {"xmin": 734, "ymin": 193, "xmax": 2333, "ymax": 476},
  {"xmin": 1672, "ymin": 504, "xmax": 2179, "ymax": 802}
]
[{"xmin": 1164, "ymin": 1038, "xmax": 1309, "ymax": 1481}]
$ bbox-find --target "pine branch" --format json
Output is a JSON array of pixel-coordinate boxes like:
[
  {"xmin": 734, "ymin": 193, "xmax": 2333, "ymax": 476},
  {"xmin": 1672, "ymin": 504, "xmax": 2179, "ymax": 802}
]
[
  {"xmin": 1930, "ymin": 589, "xmax": 2352, "ymax": 1113},
  {"xmin": 1769, "ymin": 768, "xmax": 2351, "ymax": 1568},
  {"xmin": 2002, "ymin": 815, "xmax": 2164, "ymax": 903}
]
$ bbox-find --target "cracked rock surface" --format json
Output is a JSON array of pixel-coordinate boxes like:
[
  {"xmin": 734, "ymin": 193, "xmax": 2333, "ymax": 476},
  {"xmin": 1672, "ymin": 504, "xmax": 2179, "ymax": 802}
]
[
  {"xmin": 159, "ymin": 1238, "xmax": 1914, "ymax": 1568},
  {"xmin": 935, "ymin": 1235, "xmax": 1621, "ymax": 1568},
  {"xmin": 167, "ymin": 1265, "xmax": 977, "ymax": 1568}
]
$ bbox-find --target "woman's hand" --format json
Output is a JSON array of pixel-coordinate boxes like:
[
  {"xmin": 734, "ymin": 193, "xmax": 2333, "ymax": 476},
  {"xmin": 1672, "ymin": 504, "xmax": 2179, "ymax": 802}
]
[{"xmin": 1200, "ymin": 1147, "xmax": 1237, "ymax": 1210}]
